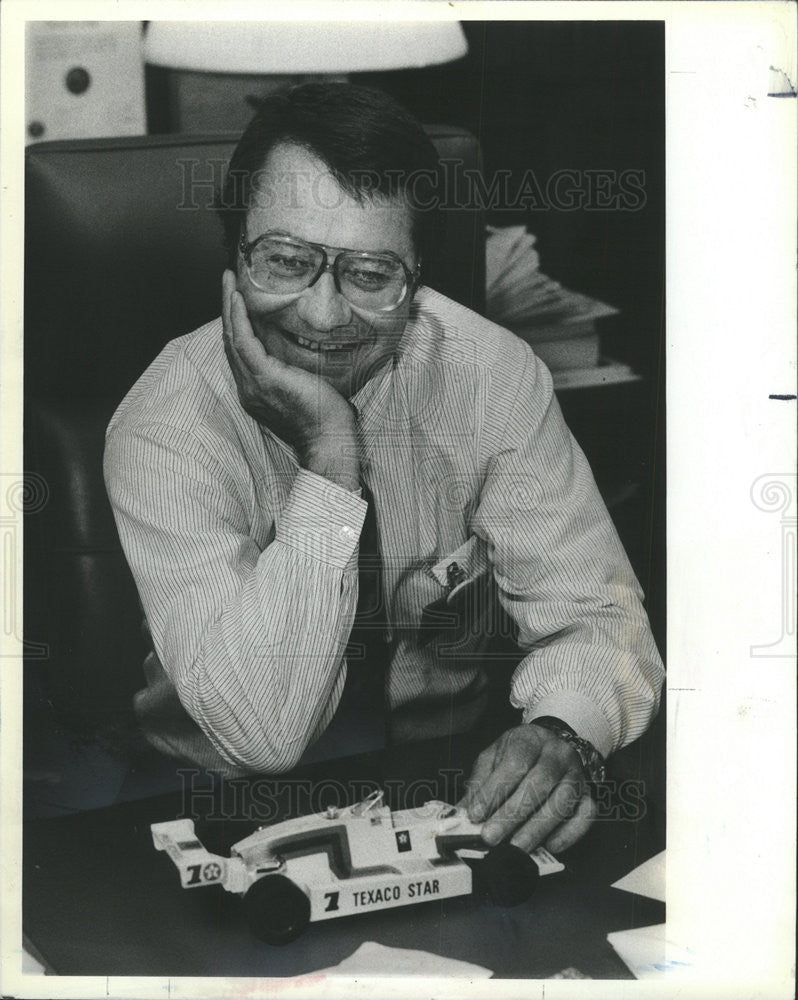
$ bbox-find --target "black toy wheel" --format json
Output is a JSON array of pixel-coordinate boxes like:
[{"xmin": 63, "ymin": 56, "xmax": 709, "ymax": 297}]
[
  {"xmin": 244, "ymin": 874, "xmax": 311, "ymax": 944},
  {"xmin": 472, "ymin": 842, "xmax": 540, "ymax": 907}
]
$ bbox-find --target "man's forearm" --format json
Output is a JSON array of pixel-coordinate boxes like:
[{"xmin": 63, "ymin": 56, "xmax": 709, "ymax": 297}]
[
  {"xmin": 166, "ymin": 469, "xmax": 368, "ymax": 771},
  {"xmin": 107, "ymin": 421, "xmax": 368, "ymax": 772},
  {"xmin": 301, "ymin": 431, "xmax": 361, "ymax": 493}
]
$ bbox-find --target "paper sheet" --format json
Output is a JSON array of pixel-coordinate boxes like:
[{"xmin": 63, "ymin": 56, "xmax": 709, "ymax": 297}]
[
  {"xmin": 311, "ymin": 941, "xmax": 493, "ymax": 978},
  {"xmin": 607, "ymin": 924, "xmax": 694, "ymax": 981},
  {"xmin": 610, "ymin": 849, "xmax": 666, "ymax": 902}
]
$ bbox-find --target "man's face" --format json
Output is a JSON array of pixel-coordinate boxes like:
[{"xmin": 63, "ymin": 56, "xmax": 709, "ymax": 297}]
[{"xmin": 237, "ymin": 142, "xmax": 418, "ymax": 399}]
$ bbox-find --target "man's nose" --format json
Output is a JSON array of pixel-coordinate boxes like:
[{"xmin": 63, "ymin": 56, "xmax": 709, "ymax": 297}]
[{"xmin": 294, "ymin": 272, "xmax": 352, "ymax": 331}]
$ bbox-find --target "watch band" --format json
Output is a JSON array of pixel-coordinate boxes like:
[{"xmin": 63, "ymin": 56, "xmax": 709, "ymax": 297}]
[{"xmin": 530, "ymin": 716, "xmax": 607, "ymax": 785}]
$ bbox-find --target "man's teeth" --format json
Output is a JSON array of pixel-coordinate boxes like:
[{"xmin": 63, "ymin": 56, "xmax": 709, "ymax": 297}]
[{"xmin": 294, "ymin": 334, "xmax": 356, "ymax": 352}]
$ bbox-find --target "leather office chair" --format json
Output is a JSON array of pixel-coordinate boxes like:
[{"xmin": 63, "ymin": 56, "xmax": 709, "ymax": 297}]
[{"xmin": 24, "ymin": 128, "xmax": 485, "ymax": 757}]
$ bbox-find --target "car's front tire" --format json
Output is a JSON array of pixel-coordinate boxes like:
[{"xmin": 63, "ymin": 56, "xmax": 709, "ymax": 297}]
[
  {"xmin": 472, "ymin": 843, "xmax": 540, "ymax": 906},
  {"xmin": 244, "ymin": 874, "xmax": 311, "ymax": 944}
]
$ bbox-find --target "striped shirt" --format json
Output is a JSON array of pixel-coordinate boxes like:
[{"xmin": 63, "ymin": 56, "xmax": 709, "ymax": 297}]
[{"xmin": 104, "ymin": 286, "xmax": 664, "ymax": 775}]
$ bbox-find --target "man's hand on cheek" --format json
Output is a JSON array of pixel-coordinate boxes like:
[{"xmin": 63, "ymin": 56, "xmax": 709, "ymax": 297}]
[
  {"xmin": 222, "ymin": 270, "xmax": 361, "ymax": 491},
  {"xmin": 457, "ymin": 725, "xmax": 597, "ymax": 855}
]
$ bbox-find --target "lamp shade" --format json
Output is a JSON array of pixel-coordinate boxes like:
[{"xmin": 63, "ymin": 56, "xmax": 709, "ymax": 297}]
[{"xmin": 144, "ymin": 21, "xmax": 468, "ymax": 74}]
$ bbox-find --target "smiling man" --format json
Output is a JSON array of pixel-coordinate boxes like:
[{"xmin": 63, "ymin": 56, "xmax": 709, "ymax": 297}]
[
  {"xmin": 224, "ymin": 138, "xmax": 417, "ymax": 494},
  {"xmin": 105, "ymin": 83, "xmax": 664, "ymax": 854}
]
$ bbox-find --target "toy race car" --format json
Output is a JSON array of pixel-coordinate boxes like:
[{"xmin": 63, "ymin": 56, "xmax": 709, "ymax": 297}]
[{"xmin": 151, "ymin": 790, "xmax": 564, "ymax": 944}]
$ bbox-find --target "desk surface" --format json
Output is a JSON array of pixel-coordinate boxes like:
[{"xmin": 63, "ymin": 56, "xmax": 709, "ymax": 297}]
[{"xmin": 23, "ymin": 734, "xmax": 664, "ymax": 979}]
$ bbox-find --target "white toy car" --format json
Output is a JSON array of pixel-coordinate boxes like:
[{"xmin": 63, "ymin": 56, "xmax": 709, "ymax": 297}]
[{"xmin": 152, "ymin": 790, "xmax": 564, "ymax": 944}]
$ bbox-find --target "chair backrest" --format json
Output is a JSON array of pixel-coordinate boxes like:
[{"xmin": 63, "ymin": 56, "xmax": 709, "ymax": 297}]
[{"xmin": 24, "ymin": 127, "xmax": 485, "ymax": 729}]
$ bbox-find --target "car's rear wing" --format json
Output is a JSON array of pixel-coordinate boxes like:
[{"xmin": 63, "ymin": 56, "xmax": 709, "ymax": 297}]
[{"xmin": 151, "ymin": 819, "xmax": 248, "ymax": 894}]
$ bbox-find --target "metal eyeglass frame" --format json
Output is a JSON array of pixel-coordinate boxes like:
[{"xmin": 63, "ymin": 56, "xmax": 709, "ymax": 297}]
[{"xmin": 238, "ymin": 230, "xmax": 421, "ymax": 312}]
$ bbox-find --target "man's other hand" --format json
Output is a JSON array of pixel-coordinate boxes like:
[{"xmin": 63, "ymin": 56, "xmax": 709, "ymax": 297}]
[
  {"xmin": 222, "ymin": 270, "xmax": 360, "ymax": 491},
  {"xmin": 457, "ymin": 724, "xmax": 597, "ymax": 854}
]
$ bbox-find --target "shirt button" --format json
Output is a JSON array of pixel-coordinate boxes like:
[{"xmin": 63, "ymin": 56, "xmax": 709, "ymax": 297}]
[{"xmin": 338, "ymin": 525, "xmax": 356, "ymax": 541}]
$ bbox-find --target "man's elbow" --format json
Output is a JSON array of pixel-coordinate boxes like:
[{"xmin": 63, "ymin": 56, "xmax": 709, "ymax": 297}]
[
  {"xmin": 201, "ymin": 719, "xmax": 310, "ymax": 775},
  {"xmin": 180, "ymin": 667, "xmax": 316, "ymax": 774},
  {"xmin": 209, "ymin": 696, "xmax": 347, "ymax": 774}
]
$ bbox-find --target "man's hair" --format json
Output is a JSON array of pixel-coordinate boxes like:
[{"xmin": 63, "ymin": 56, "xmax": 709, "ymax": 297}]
[{"xmin": 217, "ymin": 82, "xmax": 444, "ymax": 269}]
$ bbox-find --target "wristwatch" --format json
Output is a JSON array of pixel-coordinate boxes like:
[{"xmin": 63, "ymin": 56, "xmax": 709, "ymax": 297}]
[{"xmin": 530, "ymin": 716, "xmax": 607, "ymax": 786}]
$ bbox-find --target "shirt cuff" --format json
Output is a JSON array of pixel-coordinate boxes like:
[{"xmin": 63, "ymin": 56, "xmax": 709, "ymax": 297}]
[
  {"xmin": 275, "ymin": 468, "xmax": 367, "ymax": 569},
  {"xmin": 523, "ymin": 691, "xmax": 613, "ymax": 759}
]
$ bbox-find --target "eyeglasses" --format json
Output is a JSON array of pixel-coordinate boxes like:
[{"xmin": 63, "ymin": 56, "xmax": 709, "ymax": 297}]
[{"xmin": 239, "ymin": 231, "xmax": 420, "ymax": 313}]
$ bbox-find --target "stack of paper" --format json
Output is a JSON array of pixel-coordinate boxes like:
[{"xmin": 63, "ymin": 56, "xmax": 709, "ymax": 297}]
[{"xmin": 485, "ymin": 225, "xmax": 623, "ymax": 382}]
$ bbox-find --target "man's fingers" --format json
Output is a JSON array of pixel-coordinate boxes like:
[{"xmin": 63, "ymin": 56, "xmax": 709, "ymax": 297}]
[
  {"xmin": 480, "ymin": 753, "xmax": 569, "ymax": 846},
  {"xmin": 222, "ymin": 276, "xmax": 286, "ymax": 383},
  {"xmin": 229, "ymin": 289, "xmax": 257, "ymax": 351},
  {"xmin": 222, "ymin": 271, "xmax": 248, "ymax": 380},
  {"xmin": 465, "ymin": 738, "xmax": 540, "ymax": 826},
  {"xmin": 228, "ymin": 289, "xmax": 284, "ymax": 380},
  {"xmin": 456, "ymin": 740, "xmax": 500, "ymax": 819},
  {"xmin": 458, "ymin": 730, "xmax": 521, "ymax": 821},
  {"xmin": 221, "ymin": 269, "xmax": 236, "ymax": 336},
  {"xmin": 543, "ymin": 792, "xmax": 597, "ymax": 854},
  {"xmin": 508, "ymin": 775, "xmax": 583, "ymax": 852}
]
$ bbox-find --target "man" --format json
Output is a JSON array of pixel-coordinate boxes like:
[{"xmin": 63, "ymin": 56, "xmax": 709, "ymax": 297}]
[{"xmin": 105, "ymin": 83, "xmax": 664, "ymax": 854}]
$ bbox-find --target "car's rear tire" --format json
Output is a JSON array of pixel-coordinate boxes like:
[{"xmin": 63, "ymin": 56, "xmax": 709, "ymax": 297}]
[
  {"xmin": 473, "ymin": 842, "xmax": 540, "ymax": 907},
  {"xmin": 244, "ymin": 874, "xmax": 311, "ymax": 944}
]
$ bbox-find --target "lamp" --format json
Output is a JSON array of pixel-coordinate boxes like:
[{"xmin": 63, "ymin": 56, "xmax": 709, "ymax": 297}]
[
  {"xmin": 144, "ymin": 21, "xmax": 468, "ymax": 74},
  {"xmin": 144, "ymin": 21, "xmax": 468, "ymax": 132}
]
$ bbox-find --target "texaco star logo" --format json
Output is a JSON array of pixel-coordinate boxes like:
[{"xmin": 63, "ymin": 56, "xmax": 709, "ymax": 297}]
[
  {"xmin": 203, "ymin": 861, "xmax": 222, "ymax": 881},
  {"xmin": 395, "ymin": 830, "xmax": 412, "ymax": 852}
]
